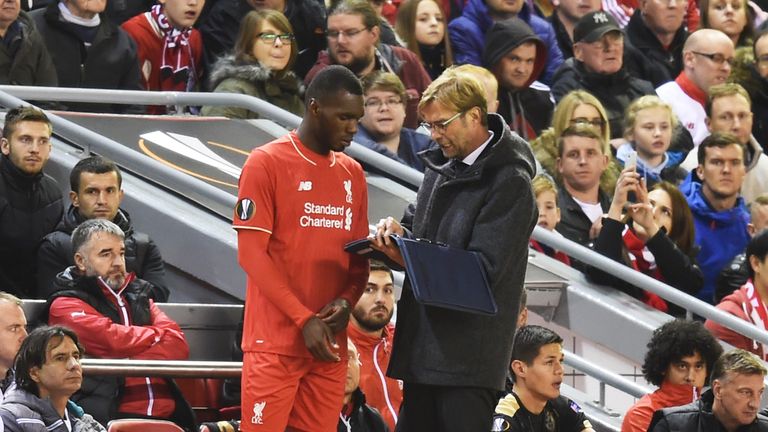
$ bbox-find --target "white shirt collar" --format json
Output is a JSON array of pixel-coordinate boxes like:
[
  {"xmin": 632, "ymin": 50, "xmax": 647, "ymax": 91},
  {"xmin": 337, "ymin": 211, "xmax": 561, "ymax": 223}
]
[{"xmin": 461, "ymin": 130, "xmax": 494, "ymax": 166}]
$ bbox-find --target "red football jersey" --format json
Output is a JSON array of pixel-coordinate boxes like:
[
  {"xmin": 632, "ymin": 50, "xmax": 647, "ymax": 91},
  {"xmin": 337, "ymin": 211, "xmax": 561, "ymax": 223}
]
[{"xmin": 234, "ymin": 131, "xmax": 369, "ymax": 357}]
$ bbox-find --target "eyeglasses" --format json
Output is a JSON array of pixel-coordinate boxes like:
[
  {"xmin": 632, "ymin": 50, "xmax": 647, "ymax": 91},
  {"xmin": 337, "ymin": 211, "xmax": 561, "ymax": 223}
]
[
  {"xmin": 257, "ymin": 33, "xmax": 295, "ymax": 44},
  {"xmin": 326, "ymin": 27, "xmax": 370, "ymax": 40},
  {"xmin": 364, "ymin": 97, "xmax": 403, "ymax": 109},
  {"xmin": 692, "ymin": 51, "xmax": 735, "ymax": 66},
  {"xmin": 570, "ymin": 117, "xmax": 605, "ymax": 128},
  {"xmin": 420, "ymin": 111, "xmax": 465, "ymax": 133}
]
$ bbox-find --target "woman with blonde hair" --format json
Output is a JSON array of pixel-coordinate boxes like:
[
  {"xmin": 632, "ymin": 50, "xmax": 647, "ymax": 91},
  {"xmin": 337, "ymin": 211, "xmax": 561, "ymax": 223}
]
[
  {"xmin": 395, "ymin": 0, "xmax": 453, "ymax": 79},
  {"xmin": 530, "ymin": 90, "xmax": 620, "ymax": 194},
  {"xmin": 202, "ymin": 10, "xmax": 304, "ymax": 119}
]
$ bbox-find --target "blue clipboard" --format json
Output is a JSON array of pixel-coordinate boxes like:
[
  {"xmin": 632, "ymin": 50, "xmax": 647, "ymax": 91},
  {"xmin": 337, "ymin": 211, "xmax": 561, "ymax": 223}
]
[{"xmin": 393, "ymin": 236, "xmax": 497, "ymax": 316}]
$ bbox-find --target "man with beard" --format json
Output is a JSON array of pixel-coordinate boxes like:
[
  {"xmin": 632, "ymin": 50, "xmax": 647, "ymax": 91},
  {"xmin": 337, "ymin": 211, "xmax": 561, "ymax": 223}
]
[
  {"xmin": 0, "ymin": 106, "xmax": 62, "ymax": 298},
  {"xmin": 348, "ymin": 261, "xmax": 402, "ymax": 431},
  {"xmin": 45, "ymin": 219, "xmax": 193, "ymax": 430},
  {"xmin": 304, "ymin": 0, "xmax": 431, "ymax": 129},
  {"xmin": 36, "ymin": 156, "xmax": 168, "ymax": 302}
]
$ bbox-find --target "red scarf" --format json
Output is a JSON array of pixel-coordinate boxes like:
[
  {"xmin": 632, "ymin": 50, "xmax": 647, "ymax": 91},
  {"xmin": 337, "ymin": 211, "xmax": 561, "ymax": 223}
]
[
  {"xmin": 623, "ymin": 228, "xmax": 668, "ymax": 312},
  {"xmin": 743, "ymin": 280, "xmax": 768, "ymax": 358},
  {"xmin": 674, "ymin": 72, "xmax": 707, "ymax": 107},
  {"xmin": 149, "ymin": 4, "xmax": 195, "ymax": 91}
]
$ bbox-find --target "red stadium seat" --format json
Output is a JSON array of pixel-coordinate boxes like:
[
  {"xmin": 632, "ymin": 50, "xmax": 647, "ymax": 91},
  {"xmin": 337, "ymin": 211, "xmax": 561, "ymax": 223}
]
[{"xmin": 107, "ymin": 419, "xmax": 184, "ymax": 432}]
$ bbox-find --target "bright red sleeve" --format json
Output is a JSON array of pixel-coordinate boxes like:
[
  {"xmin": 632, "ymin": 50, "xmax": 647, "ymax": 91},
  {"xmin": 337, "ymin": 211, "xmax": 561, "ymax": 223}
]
[
  {"xmin": 237, "ymin": 229, "xmax": 315, "ymax": 329},
  {"xmin": 49, "ymin": 297, "xmax": 178, "ymax": 359},
  {"xmin": 132, "ymin": 301, "xmax": 190, "ymax": 360}
]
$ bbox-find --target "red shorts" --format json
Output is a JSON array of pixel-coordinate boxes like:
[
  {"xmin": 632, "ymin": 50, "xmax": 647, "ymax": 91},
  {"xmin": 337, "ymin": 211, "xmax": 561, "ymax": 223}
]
[{"xmin": 240, "ymin": 352, "xmax": 346, "ymax": 432}]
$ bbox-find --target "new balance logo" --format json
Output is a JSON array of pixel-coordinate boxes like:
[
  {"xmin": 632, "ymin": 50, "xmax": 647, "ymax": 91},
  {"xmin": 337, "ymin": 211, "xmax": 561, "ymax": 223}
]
[{"xmin": 298, "ymin": 181, "xmax": 313, "ymax": 191}]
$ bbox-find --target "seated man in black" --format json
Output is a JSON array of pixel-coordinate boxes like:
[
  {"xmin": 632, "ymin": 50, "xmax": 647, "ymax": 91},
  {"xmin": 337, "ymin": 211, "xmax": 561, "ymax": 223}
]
[
  {"xmin": 0, "ymin": 0, "xmax": 57, "ymax": 86},
  {"xmin": 36, "ymin": 155, "xmax": 168, "ymax": 301},
  {"xmin": 649, "ymin": 349, "xmax": 768, "ymax": 432},
  {"xmin": 0, "ymin": 106, "xmax": 62, "ymax": 298},
  {"xmin": 493, "ymin": 325, "xmax": 595, "ymax": 432}
]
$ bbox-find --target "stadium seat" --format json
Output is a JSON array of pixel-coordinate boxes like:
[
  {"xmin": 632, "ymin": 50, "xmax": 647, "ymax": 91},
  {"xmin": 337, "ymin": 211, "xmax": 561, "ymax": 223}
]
[{"xmin": 107, "ymin": 419, "xmax": 184, "ymax": 432}]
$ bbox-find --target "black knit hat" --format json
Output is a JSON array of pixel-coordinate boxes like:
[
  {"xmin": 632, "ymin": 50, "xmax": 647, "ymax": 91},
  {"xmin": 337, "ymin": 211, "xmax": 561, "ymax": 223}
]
[
  {"xmin": 573, "ymin": 11, "xmax": 621, "ymax": 43},
  {"xmin": 482, "ymin": 17, "xmax": 544, "ymax": 68}
]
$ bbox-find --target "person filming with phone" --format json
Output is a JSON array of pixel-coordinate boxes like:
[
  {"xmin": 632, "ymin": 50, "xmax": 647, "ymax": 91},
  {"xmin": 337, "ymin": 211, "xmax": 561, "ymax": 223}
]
[{"xmin": 586, "ymin": 142, "xmax": 703, "ymax": 316}]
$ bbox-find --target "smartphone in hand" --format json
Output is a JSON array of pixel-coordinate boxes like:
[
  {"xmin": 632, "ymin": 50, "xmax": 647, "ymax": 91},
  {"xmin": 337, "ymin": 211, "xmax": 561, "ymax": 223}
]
[{"xmin": 626, "ymin": 150, "xmax": 637, "ymax": 171}]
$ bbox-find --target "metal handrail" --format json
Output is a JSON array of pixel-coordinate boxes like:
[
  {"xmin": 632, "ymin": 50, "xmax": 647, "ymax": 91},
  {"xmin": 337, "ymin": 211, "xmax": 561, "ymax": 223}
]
[
  {"xmin": 0, "ymin": 89, "xmax": 238, "ymax": 218},
  {"xmin": 81, "ymin": 359, "xmax": 242, "ymax": 378},
  {"xmin": 564, "ymin": 349, "xmax": 652, "ymax": 411},
  {"xmin": 0, "ymin": 86, "xmax": 424, "ymax": 189},
  {"xmin": 533, "ymin": 227, "xmax": 768, "ymax": 347}
]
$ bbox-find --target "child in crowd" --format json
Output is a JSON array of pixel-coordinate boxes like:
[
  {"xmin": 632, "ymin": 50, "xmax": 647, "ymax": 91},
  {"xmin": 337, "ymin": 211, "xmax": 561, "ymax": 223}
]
[
  {"xmin": 529, "ymin": 175, "xmax": 571, "ymax": 266},
  {"xmin": 395, "ymin": 0, "xmax": 453, "ymax": 79},
  {"xmin": 616, "ymin": 96, "xmax": 688, "ymax": 187},
  {"xmin": 122, "ymin": 0, "xmax": 205, "ymax": 113}
]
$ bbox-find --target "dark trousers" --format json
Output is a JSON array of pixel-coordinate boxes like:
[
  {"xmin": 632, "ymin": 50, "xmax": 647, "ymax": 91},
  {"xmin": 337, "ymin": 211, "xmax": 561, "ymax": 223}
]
[{"xmin": 395, "ymin": 382, "xmax": 497, "ymax": 432}]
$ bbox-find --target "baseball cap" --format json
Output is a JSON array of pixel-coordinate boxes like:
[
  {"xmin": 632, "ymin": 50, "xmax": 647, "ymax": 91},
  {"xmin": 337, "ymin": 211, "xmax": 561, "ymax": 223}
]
[{"xmin": 573, "ymin": 11, "xmax": 621, "ymax": 43}]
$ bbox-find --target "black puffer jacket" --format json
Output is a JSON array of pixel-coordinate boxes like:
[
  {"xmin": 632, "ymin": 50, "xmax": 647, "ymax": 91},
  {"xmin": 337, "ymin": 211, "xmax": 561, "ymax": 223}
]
[
  {"xmin": 36, "ymin": 205, "xmax": 168, "ymax": 301},
  {"xmin": 0, "ymin": 155, "xmax": 63, "ymax": 298},
  {"xmin": 0, "ymin": 11, "xmax": 57, "ymax": 86},
  {"xmin": 551, "ymin": 58, "xmax": 655, "ymax": 139},
  {"xmin": 625, "ymin": 9, "xmax": 687, "ymax": 87},
  {"xmin": 337, "ymin": 389, "xmax": 389, "ymax": 432},
  {"xmin": 387, "ymin": 114, "xmax": 537, "ymax": 391},
  {"xmin": 30, "ymin": 3, "xmax": 141, "ymax": 113},
  {"xmin": 649, "ymin": 389, "xmax": 768, "ymax": 432},
  {"xmin": 716, "ymin": 252, "xmax": 749, "ymax": 304}
]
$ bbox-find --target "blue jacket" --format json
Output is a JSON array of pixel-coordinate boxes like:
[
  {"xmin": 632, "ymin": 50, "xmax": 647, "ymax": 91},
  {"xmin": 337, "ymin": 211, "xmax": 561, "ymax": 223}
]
[
  {"xmin": 684, "ymin": 181, "xmax": 750, "ymax": 304},
  {"xmin": 448, "ymin": 0, "xmax": 563, "ymax": 84},
  {"xmin": 353, "ymin": 125, "xmax": 434, "ymax": 172},
  {"xmin": 615, "ymin": 142, "xmax": 688, "ymax": 187}
]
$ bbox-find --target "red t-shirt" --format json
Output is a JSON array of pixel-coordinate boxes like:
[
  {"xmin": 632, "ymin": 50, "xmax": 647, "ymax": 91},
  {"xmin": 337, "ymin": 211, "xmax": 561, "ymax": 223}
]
[{"xmin": 234, "ymin": 132, "xmax": 369, "ymax": 358}]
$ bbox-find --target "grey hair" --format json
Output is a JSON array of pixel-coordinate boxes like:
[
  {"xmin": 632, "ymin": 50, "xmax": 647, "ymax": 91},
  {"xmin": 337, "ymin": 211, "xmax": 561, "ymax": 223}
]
[
  {"xmin": 71, "ymin": 219, "xmax": 125, "ymax": 256},
  {"xmin": 0, "ymin": 291, "xmax": 22, "ymax": 306}
]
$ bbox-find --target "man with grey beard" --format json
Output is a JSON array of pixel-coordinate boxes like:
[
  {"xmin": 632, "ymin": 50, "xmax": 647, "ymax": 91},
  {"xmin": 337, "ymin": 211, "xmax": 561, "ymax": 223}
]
[{"xmin": 44, "ymin": 218, "xmax": 193, "ymax": 430}]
